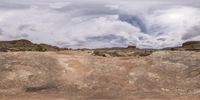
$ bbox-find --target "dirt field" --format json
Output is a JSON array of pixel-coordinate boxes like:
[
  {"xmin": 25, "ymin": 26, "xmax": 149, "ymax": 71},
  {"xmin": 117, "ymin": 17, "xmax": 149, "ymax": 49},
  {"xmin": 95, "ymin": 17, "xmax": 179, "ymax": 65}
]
[{"xmin": 0, "ymin": 50, "xmax": 200, "ymax": 100}]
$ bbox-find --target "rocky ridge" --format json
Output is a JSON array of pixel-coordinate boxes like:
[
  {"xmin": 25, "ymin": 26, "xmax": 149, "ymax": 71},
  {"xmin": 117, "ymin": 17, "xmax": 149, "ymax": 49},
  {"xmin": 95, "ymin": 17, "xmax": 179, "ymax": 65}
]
[{"xmin": 0, "ymin": 39, "xmax": 62, "ymax": 52}]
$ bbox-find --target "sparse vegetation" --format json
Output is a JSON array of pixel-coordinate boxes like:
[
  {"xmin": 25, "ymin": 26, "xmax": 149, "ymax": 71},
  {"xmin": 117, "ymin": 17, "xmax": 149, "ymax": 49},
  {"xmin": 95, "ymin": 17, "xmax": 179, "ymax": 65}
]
[
  {"xmin": 35, "ymin": 45, "xmax": 47, "ymax": 52},
  {"xmin": 0, "ymin": 47, "xmax": 8, "ymax": 52},
  {"xmin": 134, "ymin": 50, "xmax": 153, "ymax": 57},
  {"xmin": 93, "ymin": 50, "xmax": 107, "ymax": 57},
  {"xmin": 93, "ymin": 49, "xmax": 153, "ymax": 57},
  {"xmin": 0, "ymin": 39, "xmax": 64, "ymax": 52},
  {"xmin": 93, "ymin": 50, "xmax": 124, "ymax": 57}
]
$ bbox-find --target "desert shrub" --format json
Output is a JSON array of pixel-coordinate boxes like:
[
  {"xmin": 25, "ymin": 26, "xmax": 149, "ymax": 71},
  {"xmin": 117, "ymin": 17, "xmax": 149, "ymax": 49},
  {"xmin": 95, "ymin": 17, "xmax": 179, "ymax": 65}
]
[
  {"xmin": 93, "ymin": 50, "xmax": 106, "ymax": 57},
  {"xmin": 109, "ymin": 51, "xmax": 122, "ymax": 57},
  {"xmin": 0, "ymin": 47, "xmax": 8, "ymax": 52},
  {"xmin": 35, "ymin": 45, "xmax": 47, "ymax": 52},
  {"xmin": 134, "ymin": 50, "xmax": 153, "ymax": 57},
  {"xmin": 93, "ymin": 50, "xmax": 123, "ymax": 57}
]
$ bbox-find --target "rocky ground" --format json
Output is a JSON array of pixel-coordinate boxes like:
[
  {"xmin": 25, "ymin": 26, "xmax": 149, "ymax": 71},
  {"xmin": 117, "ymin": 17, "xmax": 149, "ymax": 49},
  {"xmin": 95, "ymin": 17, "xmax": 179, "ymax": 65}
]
[{"xmin": 0, "ymin": 49, "xmax": 200, "ymax": 100}]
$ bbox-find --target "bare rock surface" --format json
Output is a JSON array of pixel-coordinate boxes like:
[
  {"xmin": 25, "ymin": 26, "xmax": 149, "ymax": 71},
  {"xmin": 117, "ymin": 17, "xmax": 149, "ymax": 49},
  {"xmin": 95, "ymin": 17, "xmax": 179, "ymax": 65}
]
[{"xmin": 0, "ymin": 50, "xmax": 200, "ymax": 100}]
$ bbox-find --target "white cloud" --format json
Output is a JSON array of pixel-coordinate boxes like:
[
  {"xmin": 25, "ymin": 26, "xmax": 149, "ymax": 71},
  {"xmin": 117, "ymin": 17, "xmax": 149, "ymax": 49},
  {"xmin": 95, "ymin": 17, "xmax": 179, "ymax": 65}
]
[
  {"xmin": 140, "ymin": 6, "xmax": 200, "ymax": 48},
  {"xmin": 0, "ymin": 0, "xmax": 200, "ymax": 48}
]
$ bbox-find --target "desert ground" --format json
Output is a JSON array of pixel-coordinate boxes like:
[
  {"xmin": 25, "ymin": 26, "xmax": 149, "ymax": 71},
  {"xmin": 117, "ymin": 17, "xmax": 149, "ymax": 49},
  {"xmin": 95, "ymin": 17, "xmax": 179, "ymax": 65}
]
[{"xmin": 0, "ymin": 50, "xmax": 200, "ymax": 100}]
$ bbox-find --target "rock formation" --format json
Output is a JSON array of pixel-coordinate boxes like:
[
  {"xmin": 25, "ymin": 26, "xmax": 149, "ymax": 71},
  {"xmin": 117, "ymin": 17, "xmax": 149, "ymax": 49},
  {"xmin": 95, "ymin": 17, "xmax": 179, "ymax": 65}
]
[{"xmin": 0, "ymin": 39, "xmax": 61, "ymax": 52}]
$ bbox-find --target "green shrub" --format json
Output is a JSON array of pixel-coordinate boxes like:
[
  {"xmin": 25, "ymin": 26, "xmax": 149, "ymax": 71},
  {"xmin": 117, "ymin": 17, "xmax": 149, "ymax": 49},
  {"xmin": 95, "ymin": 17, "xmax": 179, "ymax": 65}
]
[
  {"xmin": 0, "ymin": 47, "xmax": 8, "ymax": 52},
  {"xmin": 110, "ymin": 51, "xmax": 121, "ymax": 57},
  {"xmin": 35, "ymin": 46, "xmax": 47, "ymax": 52},
  {"xmin": 134, "ymin": 50, "xmax": 153, "ymax": 57},
  {"xmin": 93, "ymin": 50, "xmax": 106, "ymax": 57}
]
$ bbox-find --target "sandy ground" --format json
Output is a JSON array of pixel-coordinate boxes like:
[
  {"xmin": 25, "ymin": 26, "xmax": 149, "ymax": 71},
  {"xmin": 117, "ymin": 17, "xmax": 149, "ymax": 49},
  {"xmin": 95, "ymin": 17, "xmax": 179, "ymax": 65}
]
[{"xmin": 0, "ymin": 50, "xmax": 200, "ymax": 100}]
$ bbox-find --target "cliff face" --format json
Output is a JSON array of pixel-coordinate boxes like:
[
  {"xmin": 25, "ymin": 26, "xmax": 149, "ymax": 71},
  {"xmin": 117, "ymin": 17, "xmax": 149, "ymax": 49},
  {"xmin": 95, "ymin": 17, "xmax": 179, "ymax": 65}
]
[
  {"xmin": 0, "ymin": 39, "xmax": 61, "ymax": 52},
  {"xmin": 0, "ymin": 50, "xmax": 200, "ymax": 100}
]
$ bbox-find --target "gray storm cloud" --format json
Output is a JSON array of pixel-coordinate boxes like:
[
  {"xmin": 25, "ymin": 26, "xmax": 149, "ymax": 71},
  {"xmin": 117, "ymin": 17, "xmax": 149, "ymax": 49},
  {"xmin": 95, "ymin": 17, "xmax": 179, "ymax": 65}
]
[{"xmin": 0, "ymin": 0, "xmax": 200, "ymax": 48}]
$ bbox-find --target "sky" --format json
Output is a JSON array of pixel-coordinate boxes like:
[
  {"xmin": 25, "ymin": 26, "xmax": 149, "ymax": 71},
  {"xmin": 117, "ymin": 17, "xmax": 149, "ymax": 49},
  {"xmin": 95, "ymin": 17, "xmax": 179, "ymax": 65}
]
[{"xmin": 0, "ymin": 0, "xmax": 200, "ymax": 48}]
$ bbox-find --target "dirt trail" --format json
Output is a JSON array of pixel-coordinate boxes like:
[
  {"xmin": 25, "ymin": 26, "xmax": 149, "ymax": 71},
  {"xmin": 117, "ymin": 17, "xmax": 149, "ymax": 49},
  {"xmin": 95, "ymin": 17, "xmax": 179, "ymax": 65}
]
[{"xmin": 0, "ymin": 51, "xmax": 200, "ymax": 100}]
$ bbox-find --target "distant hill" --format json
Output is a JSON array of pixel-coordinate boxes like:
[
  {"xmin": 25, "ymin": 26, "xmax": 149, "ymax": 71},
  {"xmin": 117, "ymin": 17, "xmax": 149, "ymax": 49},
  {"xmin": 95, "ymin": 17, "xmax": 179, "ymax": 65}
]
[
  {"xmin": 182, "ymin": 41, "xmax": 200, "ymax": 51},
  {"xmin": 163, "ymin": 41, "xmax": 200, "ymax": 52},
  {"xmin": 0, "ymin": 39, "xmax": 62, "ymax": 52},
  {"xmin": 0, "ymin": 39, "xmax": 199, "ymax": 52}
]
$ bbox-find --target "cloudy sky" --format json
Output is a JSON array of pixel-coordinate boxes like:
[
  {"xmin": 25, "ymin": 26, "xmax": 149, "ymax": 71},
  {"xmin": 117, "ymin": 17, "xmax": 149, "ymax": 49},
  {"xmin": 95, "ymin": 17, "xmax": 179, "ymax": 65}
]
[{"xmin": 0, "ymin": 0, "xmax": 200, "ymax": 48}]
